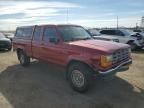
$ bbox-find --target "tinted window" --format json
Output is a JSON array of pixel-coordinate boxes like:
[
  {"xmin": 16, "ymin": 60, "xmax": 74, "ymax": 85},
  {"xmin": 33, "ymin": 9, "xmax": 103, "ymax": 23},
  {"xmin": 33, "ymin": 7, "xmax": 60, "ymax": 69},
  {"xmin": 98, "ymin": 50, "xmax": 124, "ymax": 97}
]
[
  {"xmin": 23, "ymin": 27, "xmax": 33, "ymax": 38},
  {"xmin": 115, "ymin": 30, "xmax": 125, "ymax": 36},
  {"xmin": 15, "ymin": 27, "xmax": 33, "ymax": 38},
  {"xmin": 33, "ymin": 26, "xmax": 41, "ymax": 40},
  {"xmin": 43, "ymin": 27, "xmax": 57, "ymax": 42},
  {"xmin": 100, "ymin": 30, "xmax": 116, "ymax": 35},
  {"xmin": 100, "ymin": 30, "xmax": 105, "ymax": 34}
]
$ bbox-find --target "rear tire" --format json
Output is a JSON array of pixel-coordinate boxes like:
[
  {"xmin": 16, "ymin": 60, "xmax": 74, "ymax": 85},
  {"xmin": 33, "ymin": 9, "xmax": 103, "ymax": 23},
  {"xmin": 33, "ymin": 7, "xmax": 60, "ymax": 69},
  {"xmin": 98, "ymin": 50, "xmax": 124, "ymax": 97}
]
[
  {"xmin": 67, "ymin": 62, "xmax": 93, "ymax": 92},
  {"xmin": 18, "ymin": 51, "xmax": 30, "ymax": 66}
]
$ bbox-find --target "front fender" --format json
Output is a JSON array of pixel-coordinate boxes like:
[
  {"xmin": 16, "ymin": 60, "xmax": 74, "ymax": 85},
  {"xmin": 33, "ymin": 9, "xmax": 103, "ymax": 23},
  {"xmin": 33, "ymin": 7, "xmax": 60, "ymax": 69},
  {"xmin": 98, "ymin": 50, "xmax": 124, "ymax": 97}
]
[{"xmin": 66, "ymin": 55, "xmax": 93, "ymax": 68}]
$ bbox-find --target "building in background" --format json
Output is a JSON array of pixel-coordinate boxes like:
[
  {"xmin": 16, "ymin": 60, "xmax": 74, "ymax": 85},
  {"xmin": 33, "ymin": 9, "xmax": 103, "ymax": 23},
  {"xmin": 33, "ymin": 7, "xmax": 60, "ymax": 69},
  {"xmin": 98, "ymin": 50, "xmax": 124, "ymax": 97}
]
[{"xmin": 141, "ymin": 16, "xmax": 144, "ymax": 28}]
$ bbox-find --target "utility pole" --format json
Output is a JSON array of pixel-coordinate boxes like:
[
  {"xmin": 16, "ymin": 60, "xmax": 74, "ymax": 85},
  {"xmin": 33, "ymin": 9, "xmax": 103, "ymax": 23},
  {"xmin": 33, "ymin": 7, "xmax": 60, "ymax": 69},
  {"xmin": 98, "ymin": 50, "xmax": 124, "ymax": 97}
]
[
  {"xmin": 117, "ymin": 16, "xmax": 119, "ymax": 29},
  {"xmin": 66, "ymin": 8, "xmax": 69, "ymax": 24}
]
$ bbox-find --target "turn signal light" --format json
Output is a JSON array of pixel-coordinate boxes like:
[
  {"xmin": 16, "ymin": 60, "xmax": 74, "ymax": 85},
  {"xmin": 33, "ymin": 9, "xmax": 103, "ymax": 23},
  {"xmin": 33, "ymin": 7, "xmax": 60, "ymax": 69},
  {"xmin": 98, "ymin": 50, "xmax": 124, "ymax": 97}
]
[{"xmin": 100, "ymin": 55, "xmax": 112, "ymax": 68}]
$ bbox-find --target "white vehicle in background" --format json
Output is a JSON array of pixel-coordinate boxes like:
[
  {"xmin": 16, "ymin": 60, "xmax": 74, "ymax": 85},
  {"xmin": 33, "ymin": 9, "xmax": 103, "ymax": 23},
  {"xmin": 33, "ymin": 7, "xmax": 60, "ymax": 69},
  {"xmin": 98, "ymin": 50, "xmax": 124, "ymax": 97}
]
[
  {"xmin": 87, "ymin": 28, "xmax": 120, "ymax": 42},
  {"xmin": 0, "ymin": 32, "xmax": 12, "ymax": 50},
  {"xmin": 100, "ymin": 29, "xmax": 144, "ymax": 50},
  {"xmin": 4, "ymin": 33, "xmax": 14, "ymax": 41}
]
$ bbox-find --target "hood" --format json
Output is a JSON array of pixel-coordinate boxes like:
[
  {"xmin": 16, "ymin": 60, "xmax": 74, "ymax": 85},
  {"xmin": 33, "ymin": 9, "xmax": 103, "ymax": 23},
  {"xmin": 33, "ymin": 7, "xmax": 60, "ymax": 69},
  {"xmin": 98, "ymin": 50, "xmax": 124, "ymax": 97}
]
[{"xmin": 68, "ymin": 39, "xmax": 129, "ymax": 54}]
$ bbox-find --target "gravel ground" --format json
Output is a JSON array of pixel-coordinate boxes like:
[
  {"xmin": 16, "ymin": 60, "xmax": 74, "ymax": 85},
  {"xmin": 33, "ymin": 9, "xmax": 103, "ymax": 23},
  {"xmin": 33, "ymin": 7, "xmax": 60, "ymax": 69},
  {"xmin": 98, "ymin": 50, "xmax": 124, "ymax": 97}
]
[{"xmin": 0, "ymin": 50, "xmax": 144, "ymax": 108}]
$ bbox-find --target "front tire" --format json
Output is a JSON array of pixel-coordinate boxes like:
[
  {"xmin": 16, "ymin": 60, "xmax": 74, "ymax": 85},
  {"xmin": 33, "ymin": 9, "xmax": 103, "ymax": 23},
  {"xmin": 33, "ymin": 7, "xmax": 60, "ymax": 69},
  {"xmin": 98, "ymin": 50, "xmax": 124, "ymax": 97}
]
[
  {"xmin": 8, "ymin": 47, "xmax": 12, "ymax": 51},
  {"xmin": 67, "ymin": 63, "xmax": 93, "ymax": 92},
  {"xmin": 18, "ymin": 51, "xmax": 30, "ymax": 66}
]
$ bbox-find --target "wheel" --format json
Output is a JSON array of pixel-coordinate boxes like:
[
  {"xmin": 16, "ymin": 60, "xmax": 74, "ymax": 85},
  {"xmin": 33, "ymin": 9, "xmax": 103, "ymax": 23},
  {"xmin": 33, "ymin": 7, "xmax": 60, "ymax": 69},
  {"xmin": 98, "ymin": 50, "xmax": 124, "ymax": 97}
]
[
  {"xmin": 8, "ymin": 47, "xmax": 12, "ymax": 51},
  {"xmin": 128, "ymin": 42, "xmax": 137, "ymax": 51},
  {"xmin": 18, "ymin": 51, "xmax": 30, "ymax": 66},
  {"xmin": 67, "ymin": 62, "xmax": 93, "ymax": 92}
]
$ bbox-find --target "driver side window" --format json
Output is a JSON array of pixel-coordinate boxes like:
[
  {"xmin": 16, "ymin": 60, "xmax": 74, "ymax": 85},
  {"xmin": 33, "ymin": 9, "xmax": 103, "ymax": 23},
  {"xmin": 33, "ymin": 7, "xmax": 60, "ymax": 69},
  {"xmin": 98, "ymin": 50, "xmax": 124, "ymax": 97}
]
[{"xmin": 43, "ymin": 27, "xmax": 58, "ymax": 42}]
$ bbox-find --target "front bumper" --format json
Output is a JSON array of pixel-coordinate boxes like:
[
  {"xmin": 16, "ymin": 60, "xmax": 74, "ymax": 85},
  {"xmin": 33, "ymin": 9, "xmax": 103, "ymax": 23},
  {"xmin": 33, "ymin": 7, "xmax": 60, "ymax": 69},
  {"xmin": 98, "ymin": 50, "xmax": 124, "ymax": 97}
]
[{"xmin": 98, "ymin": 59, "xmax": 132, "ymax": 75}]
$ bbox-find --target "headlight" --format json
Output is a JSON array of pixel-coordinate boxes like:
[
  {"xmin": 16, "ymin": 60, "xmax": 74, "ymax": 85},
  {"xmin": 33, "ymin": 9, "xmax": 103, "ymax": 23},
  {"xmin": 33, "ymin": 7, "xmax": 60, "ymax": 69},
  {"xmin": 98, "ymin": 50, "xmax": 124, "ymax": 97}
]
[{"xmin": 100, "ymin": 55, "xmax": 113, "ymax": 68}]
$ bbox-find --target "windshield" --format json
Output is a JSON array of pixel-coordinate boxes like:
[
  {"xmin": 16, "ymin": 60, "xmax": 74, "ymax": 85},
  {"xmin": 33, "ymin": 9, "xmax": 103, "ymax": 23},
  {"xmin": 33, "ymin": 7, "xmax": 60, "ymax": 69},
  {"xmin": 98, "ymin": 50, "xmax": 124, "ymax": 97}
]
[
  {"xmin": 121, "ymin": 29, "xmax": 134, "ymax": 36},
  {"xmin": 0, "ymin": 33, "xmax": 5, "ymax": 38},
  {"xmin": 58, "ymin": 26, "xmax": 92, "ymax": 42}
]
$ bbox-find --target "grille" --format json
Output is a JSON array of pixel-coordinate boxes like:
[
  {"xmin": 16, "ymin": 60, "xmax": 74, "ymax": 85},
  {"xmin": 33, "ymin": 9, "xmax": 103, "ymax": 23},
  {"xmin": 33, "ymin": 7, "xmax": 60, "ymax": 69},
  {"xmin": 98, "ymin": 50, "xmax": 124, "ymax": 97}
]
[
  {"xmin": 0, "ymin": 41, "xmax": 10, "ymax": 45},
  {"xmin": 112, "ymin": 48, "xmax": 129, "ymax": 64}
]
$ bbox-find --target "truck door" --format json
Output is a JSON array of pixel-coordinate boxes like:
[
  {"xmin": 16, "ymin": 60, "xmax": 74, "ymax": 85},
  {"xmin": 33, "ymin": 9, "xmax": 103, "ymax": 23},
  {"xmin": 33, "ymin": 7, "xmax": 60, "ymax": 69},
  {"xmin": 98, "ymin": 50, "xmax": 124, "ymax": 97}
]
[
  {"xmin": 32, "ymin": 26, "xmax": 43, "ymax": 59},
  {"xmin": 40, "ymin": 26, "xmax": 66, "ymax": 65}
]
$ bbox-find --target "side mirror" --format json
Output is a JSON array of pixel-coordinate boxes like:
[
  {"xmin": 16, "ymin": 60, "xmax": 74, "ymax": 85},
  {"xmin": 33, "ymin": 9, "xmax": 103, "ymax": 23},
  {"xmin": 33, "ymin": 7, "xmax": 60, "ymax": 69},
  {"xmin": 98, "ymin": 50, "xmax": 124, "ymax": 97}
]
[{"xmin": 49, "ymin": 37, "xmax": 59, "ymax": 44}]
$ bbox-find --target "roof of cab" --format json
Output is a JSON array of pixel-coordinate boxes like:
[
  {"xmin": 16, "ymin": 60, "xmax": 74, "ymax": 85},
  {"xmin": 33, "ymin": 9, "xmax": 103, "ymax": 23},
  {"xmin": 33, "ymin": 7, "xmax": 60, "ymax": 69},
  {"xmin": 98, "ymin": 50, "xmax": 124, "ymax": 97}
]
[
  {"xmin": 16, "ymin": 25, "xmax": 35, "ymax": 29},
  {"xmin": 16, "ymin": 24, "xmax": 81, "ymax": 28}
]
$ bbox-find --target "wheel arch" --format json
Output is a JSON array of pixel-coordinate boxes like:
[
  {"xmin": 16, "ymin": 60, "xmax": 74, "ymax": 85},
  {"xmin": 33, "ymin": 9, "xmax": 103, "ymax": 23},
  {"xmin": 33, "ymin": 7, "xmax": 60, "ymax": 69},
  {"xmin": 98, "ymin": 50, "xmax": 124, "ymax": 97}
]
[
  {"xmin": 16, "ymin": 48, "xmax": 24, "ymax": 60},
  {"xmin": 66, "ymin": 59, "xmax": 93, "ymax": 80}
]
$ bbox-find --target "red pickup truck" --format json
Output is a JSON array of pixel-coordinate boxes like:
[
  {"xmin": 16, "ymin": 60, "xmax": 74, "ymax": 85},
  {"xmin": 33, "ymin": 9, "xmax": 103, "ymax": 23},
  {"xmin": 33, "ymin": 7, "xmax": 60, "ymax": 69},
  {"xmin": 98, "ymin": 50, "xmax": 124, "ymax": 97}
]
[{"xmin": 13, "ymin": 25, "xmax": 132, "ymax": 92}]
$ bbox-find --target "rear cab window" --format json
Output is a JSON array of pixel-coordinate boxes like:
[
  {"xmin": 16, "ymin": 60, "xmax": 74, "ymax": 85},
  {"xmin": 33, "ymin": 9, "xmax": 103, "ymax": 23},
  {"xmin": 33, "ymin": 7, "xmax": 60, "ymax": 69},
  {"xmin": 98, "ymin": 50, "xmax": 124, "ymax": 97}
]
[{"xmin": 15, "ymin": 26, "xmax": 34, "ymax": 39}]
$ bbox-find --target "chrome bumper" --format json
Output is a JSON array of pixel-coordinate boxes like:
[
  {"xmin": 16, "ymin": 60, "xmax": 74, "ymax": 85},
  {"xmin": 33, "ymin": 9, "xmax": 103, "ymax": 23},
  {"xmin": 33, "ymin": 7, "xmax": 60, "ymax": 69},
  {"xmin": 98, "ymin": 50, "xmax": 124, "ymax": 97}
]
[{"xmin": 98, "ymin": 59, "xmax": 132, "ymax": 75}]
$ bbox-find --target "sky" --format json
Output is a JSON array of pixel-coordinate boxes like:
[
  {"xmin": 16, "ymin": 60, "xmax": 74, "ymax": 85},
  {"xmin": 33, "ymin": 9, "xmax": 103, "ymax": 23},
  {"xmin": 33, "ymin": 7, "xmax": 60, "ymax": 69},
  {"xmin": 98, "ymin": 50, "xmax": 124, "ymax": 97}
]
[{"xmin": 0, "ymin": 0, "xmax": 144, "ymax": 30}]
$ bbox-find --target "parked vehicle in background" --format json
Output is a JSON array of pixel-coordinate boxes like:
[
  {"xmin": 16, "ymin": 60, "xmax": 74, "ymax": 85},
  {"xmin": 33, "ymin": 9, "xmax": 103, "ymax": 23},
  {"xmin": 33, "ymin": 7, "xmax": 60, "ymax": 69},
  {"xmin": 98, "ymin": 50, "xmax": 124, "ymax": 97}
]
[
  {"xmin": 0, "ymin": 32, "xmax": 12, "ymax": 51},
  {"xmin": 86, "ymin": 28, "xmax": 101, "ymax": 36},
  {"xmin": 4, "ymin": 33, "xmax": 14, "ymax": 41},
  {"xmin": 139, "ymin": 32, "xmax": 144, "ymax": 37},
  {"xmin": 100, "ymin": 29, "xmax": 144, "ymax": 50},
  {"xmin": 133, "ymin": 32, "xmax": 144, "ymax": 38},
  {"xmin": 133, "ymin": 29, "xmax": 143, "ymax": 33},
  {"xmin": 87, "ymin": 28, "xmax": 119, "ymax": 42},
  {"xmin": 13, "ymin": 25, "xmax": 132, "ymax": 92}
]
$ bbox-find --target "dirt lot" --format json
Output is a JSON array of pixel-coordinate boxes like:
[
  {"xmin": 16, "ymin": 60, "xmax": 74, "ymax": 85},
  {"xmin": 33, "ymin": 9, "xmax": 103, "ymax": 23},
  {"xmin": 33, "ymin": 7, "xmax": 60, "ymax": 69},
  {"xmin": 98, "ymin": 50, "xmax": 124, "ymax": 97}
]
[{"xmin": 0, "ymin": 50, "xmax": 144, "ymax": 108}]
